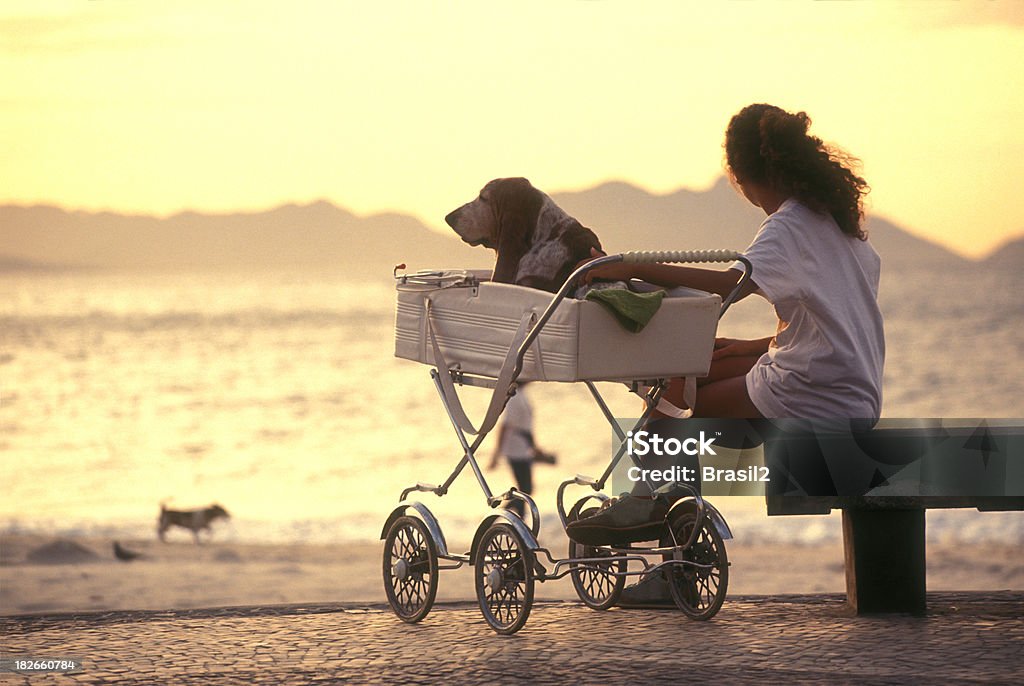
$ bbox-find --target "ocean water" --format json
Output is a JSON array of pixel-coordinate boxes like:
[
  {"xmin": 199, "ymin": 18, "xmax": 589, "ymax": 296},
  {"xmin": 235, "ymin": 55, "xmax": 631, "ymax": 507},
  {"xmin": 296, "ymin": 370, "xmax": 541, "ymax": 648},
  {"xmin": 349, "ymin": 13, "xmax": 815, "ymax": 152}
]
[{"xmin": 1, "ymin": 264, "xmax": 1022, "ymax": 547}]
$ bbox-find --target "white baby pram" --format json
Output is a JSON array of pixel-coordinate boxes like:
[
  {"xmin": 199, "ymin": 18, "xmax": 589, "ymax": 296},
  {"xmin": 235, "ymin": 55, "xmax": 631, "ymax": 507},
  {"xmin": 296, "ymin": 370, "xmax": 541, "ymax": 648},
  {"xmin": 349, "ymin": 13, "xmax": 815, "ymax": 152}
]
[{"xmin": 382, "ymin": 250, "xmax": 752, "ymax": 634}]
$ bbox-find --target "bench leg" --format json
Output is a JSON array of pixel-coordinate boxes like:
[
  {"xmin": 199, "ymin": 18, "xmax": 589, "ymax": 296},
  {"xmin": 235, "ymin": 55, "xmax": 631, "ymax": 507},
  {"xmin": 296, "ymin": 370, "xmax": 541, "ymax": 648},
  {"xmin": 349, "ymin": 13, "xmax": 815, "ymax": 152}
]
[{"xmin": 842, "ymin": 509, "xmax": 926, "ymax": 615}]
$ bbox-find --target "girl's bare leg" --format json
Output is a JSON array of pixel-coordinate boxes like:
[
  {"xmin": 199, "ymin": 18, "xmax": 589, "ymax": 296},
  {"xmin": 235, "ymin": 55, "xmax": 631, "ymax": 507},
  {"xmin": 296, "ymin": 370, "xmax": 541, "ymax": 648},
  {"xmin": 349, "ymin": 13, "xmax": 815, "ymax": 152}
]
[
  {"xmin": 653, "ymin": 354, "xmax": 763, "ymax": 419},
  {"xmin": 694, "ymin": 375, "xmax": 763, "ymax": 418},
  {"xmin": 697, "ymin": 354, "xmax": 763, "ymax": 387}
]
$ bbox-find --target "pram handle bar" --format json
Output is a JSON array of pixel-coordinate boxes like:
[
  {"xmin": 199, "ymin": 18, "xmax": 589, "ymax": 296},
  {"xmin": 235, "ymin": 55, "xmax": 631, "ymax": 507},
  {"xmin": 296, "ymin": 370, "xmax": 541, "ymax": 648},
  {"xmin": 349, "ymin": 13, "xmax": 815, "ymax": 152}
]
[
  {"xmin": 621, "ymin": 249, "xmax": 741, "ymax": 264},
  {"xmin": 618, "ymin": 250, "xmax": 752, "ymax": 318}
]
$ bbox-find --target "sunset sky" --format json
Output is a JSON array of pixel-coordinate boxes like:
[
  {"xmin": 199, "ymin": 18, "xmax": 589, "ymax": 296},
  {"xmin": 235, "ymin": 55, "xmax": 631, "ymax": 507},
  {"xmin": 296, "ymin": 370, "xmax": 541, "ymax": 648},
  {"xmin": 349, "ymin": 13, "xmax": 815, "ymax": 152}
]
[{"xmin": 3, "ymin": 1, "xmax": 1023, "ymax": 257}]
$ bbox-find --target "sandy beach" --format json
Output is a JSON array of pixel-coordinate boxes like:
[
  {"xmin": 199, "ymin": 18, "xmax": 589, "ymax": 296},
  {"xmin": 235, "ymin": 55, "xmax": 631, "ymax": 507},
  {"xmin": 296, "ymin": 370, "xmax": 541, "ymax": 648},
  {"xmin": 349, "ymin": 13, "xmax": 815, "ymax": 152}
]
[{"xmin": 2, "ymin": 532, "xmax": 1021, "ymax": 616}]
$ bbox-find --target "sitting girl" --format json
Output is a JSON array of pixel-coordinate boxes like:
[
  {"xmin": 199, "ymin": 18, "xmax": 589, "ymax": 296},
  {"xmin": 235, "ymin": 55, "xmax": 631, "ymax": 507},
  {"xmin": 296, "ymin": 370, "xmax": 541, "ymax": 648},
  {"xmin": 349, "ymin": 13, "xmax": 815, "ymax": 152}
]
[
  {"xmin": 592, "ymin": 103, "xmax": 883, "ymax": 422},
  {"xmin": 567, "ymin": 103, "xmax": 886, "ymax": 547}
]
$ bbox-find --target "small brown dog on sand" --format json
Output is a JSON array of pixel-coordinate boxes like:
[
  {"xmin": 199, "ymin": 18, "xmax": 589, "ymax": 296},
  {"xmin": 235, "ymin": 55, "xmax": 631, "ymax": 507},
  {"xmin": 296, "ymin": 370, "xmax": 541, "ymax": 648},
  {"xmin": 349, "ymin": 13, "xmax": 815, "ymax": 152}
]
[{"xmin": 157, "ymin": 503, "xmax": 230, "ymax": 544}]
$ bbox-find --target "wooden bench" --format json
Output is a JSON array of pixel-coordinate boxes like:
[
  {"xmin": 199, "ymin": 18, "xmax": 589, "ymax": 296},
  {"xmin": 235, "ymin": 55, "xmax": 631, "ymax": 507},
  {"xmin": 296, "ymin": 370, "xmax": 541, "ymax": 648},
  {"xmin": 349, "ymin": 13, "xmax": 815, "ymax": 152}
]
[{"xmin": 763, "ymin": 425, "xmax": 1024, "ymax": 615}]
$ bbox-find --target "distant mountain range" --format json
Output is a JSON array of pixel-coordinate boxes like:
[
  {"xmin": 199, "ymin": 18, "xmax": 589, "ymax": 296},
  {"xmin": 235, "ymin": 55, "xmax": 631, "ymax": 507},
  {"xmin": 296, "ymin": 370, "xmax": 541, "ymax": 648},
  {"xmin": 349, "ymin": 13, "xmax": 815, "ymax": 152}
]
[
  {"xmin": 1, "ymin": 178, "xmax": 1019, "ymax": 274},
  {"xmin": 551, "ymin": 178, "xmax": 1007, "ymax": 269},
  {"xmin": 0, "ymin": 201, "xmax": 485, "ymax": 275}
]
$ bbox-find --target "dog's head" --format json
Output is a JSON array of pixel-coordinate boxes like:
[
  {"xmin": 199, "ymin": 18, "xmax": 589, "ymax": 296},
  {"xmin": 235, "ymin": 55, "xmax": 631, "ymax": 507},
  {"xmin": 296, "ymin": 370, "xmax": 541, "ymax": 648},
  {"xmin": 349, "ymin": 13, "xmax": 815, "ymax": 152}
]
[
  {"xmin": 445, "ymin": 177, "xmax": 601, "ymax": 290},
  {"xmin": 208, "ymin": 504, "xmax": 230, "ymax": 520},
  {"xmin": 445, "ymin": 177, "xmax": 539, "ymax": 247}
]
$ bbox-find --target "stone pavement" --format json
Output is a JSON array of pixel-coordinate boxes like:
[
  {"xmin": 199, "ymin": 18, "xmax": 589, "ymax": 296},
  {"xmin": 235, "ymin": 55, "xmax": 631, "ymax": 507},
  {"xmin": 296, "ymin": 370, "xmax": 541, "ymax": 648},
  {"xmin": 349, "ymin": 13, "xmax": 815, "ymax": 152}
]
[{"xmin": 1, "ymin": 593, "xmax": 1021, "ymax": 685}]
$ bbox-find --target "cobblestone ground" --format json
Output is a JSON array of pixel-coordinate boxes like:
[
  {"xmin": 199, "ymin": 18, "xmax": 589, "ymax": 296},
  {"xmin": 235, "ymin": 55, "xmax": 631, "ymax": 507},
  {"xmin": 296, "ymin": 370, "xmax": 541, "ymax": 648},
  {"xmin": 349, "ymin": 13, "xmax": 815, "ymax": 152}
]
[{"xmin": 1, "ymin": 593, "xmax": 1022, "ymax": 685}]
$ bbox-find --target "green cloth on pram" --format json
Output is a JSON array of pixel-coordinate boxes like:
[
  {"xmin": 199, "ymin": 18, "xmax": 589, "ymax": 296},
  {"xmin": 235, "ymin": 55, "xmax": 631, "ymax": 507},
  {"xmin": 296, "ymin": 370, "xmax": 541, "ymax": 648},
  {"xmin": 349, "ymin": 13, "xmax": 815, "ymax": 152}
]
[{"xmin": 584, "ymin": 287, "xmax": 665, "ymax": 333}]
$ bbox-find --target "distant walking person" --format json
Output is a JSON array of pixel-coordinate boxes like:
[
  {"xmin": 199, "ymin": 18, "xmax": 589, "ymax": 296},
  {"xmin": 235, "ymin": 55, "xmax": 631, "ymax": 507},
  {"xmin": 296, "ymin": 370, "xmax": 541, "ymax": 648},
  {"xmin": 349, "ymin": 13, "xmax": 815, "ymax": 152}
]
[{"xmin": 489, "ymin": 383, "xmax": 555, "ymax": 517}]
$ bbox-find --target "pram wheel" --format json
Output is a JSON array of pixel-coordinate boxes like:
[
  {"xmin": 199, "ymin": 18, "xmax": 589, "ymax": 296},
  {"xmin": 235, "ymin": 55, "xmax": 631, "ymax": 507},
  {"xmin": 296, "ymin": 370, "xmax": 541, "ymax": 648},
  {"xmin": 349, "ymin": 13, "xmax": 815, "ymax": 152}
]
[
  {"xmin": 666, "ymin": 510, "xmax": 728, "ymax": 620},
  {"xmin": 567, "ymin": 505, "xmax": 626, "ymax": 610},
  {"xmin": 382, "ymin": 516, "xmax": 438, "ymax": 623},
  {"xmin": 474, "ymin": 522, "xmax": 535, "ymax": 635}
]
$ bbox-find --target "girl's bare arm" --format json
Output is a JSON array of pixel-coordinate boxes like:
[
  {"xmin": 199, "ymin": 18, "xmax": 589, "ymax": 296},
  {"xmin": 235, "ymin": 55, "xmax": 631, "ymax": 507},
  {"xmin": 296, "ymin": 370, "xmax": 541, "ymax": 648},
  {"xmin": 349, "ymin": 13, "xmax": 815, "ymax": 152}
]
[{"xmin": 586, "ymin": 260, "xmax": 758, "ymax": 301}]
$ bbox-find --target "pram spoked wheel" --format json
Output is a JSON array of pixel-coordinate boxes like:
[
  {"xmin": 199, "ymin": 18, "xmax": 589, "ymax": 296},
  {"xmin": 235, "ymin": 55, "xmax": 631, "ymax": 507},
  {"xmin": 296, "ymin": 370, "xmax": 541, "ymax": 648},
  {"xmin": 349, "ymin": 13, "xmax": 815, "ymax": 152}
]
[
  {"xmin": 567, "ymin": 505, "xmax": 626, "ymax": 610},
  {"xmin": 474, "ymin": 522, "xmax": 535, "ymax": 635},
  {"xmin": 666, "ymin": 510, "xmax": 728, "ymax": 620},
  {"xmin": 383, "ymin": 516, "xmax": 438, "ymax": 623}
]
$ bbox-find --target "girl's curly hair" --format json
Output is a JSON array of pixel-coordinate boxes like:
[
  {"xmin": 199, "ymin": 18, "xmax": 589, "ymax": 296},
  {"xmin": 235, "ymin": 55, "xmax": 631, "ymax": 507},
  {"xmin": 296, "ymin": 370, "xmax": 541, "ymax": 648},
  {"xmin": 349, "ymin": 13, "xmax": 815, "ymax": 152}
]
[{"xmin": 725, "ymin": 104, "xmax": 870, "ymax": 239}]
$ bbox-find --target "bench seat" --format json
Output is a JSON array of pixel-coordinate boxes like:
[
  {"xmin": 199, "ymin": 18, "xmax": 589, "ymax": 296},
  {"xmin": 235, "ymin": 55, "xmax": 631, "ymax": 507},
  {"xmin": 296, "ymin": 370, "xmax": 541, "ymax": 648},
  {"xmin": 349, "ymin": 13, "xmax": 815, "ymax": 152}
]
[{"xmin": 763, "ymin": 425, "xmax": 1023, "ymax": 615}]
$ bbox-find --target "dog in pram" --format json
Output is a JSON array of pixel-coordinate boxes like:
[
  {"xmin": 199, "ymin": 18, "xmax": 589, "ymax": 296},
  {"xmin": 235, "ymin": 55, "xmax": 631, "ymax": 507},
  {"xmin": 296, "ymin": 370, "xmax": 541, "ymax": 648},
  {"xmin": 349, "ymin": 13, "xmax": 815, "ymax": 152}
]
[{"xmin": 384, "ymin": 178, "xmax": 754, "ymax": 633}]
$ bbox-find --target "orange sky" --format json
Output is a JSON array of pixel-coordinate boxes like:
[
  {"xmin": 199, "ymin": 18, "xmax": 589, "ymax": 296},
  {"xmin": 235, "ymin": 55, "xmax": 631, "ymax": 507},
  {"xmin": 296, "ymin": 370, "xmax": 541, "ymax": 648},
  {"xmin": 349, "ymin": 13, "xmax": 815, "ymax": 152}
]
[{"xmin": 2, "ymin": 1, "xmax": 1023, "ymax": 257}]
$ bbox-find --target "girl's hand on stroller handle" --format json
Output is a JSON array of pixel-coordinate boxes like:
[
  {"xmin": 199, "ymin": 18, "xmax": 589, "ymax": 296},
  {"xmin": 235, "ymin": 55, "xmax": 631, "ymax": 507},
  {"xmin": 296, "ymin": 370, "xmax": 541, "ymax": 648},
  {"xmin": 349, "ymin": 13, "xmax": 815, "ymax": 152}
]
[
  {"xmin": 575, "ymin": 248, "xmax": 742, "ymax": 286},
  {"xmin": 576, "ymin": 248, "xmax": 632, "ymax": 285}
]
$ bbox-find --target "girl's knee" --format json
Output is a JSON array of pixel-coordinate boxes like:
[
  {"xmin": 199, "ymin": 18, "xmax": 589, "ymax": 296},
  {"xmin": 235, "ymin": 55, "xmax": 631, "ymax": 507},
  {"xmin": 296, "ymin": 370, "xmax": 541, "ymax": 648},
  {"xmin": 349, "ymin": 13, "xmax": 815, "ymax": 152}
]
[
  {"xmin": 695, "ymin": 376, "xmax": 763, "ymax": 419},
  {"xmin": 699, "ymin": 354, "xmax": 760, "ymax": 387}
]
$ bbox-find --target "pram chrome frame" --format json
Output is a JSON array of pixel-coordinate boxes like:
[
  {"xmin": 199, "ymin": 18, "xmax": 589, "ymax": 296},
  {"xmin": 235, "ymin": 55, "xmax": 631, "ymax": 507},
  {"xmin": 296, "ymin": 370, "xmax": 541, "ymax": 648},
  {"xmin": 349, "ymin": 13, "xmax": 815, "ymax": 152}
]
[{"xmin": 382, "ymin": 250, "xmax": 752, "ymax": 634}]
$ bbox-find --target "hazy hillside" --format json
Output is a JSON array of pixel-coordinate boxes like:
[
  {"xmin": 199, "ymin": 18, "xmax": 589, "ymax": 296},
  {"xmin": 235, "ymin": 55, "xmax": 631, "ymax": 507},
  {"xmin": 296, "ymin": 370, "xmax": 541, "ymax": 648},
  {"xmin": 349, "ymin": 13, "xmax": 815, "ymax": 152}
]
[
  {"xmin": 0, "ymin": 201, "xmax": 489, "ymax": 276},
  {"xmin": 0, "ymin": 179, "xmax": 980, "ymax": 274},
  {"xmin": 552, "ymin": 178, "xmax": 967, "ymax": 268},
  {"xmin": 983, "ymin": 235, "xmax": 1024, "ymax": 269}
]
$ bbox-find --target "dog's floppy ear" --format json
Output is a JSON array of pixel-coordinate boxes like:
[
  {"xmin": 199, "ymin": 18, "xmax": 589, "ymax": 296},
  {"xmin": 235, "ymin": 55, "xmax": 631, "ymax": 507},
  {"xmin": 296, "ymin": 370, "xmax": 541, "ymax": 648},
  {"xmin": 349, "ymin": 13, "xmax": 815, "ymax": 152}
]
[
  {"xmin": 554, "ymin": 221, "xmax": 602, "ymax": 288},
  {"xmin": 491, "ymin": 177, "xmax": 542, "ymax": 284},
  {"xmin": 560, "ymin": 220, "xmax": 602, "ymax": 262}
]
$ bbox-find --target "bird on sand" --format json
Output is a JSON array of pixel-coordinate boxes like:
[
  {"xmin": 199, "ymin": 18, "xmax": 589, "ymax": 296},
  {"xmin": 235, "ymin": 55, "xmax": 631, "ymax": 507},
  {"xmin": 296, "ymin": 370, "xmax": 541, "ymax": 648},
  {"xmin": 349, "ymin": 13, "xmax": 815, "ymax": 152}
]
[{"xmin": 113, "ymin": 541, "xmax": 144, "ymax": 561}]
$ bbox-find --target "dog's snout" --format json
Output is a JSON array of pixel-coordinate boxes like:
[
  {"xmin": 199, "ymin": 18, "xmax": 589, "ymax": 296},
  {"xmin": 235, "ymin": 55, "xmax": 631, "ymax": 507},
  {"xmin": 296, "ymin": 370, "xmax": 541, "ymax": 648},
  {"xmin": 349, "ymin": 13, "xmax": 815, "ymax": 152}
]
[{"xmin": 445, "ymin": 207, "xmax": 461, "ymax": 229}]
